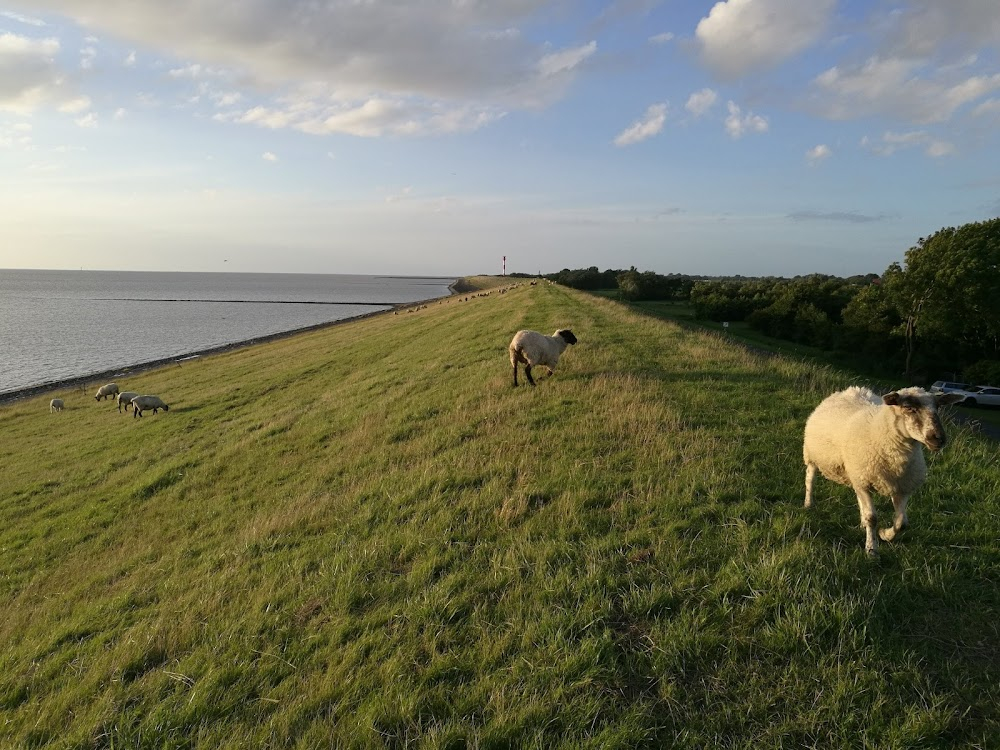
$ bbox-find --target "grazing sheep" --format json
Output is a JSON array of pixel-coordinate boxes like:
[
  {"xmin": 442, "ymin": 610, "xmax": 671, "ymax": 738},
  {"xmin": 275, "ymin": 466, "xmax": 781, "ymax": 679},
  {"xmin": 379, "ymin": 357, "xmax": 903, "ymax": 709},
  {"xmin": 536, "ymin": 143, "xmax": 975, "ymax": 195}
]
[
  {"xmin": 131, "ymin": 395, "xmax": 169, "ymax": 418},
  {"xmin": 803, "ymin": 386, "xmax": 964, "ymax": 557},
  {"xmin": 116, "ymin": 391, "xmax": 140, "ymax": 413},
  {"xmin": 50, "ymin": 399, "xmax": 64, "ymax": 412},
  {"xmin": 509, "ymin": 329, "xmax": 578, "ymax": 387},
  {"xmin": 94, "ymin": 383, "xmax": 119, "ymax": 401}
]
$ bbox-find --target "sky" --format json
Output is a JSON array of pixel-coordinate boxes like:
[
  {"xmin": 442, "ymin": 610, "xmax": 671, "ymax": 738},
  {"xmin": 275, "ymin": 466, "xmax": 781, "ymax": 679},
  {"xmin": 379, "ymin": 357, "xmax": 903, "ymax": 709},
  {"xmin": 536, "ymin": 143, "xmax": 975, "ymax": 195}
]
[{"xmin": 1, "ymin": 0, "xmax": 1000, "ymax": 278}]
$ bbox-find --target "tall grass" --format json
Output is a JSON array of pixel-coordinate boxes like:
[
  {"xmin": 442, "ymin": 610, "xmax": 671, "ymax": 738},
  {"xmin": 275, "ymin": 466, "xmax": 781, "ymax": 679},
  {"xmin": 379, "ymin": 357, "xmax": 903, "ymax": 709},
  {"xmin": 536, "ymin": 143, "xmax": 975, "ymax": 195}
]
[{"xmin": 1, "ymin": 282, "xmax": 997, "ymax": 748}]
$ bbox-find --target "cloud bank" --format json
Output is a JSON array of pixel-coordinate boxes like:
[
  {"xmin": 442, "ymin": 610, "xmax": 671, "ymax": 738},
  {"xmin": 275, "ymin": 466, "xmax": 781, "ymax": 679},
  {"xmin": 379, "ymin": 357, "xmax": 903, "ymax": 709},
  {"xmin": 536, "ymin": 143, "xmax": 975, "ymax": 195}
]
[{"xmin": 8, "ymin": 0, "xmax": 597, "ymax": 136}]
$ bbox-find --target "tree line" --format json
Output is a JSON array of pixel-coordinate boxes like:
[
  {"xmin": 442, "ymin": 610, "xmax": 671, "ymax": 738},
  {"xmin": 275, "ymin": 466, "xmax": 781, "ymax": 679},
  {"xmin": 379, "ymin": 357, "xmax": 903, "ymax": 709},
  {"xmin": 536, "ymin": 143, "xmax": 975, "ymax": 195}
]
[{"xmin": 544, "ymin": 217, "xmax": 1000, "ymax": 383}]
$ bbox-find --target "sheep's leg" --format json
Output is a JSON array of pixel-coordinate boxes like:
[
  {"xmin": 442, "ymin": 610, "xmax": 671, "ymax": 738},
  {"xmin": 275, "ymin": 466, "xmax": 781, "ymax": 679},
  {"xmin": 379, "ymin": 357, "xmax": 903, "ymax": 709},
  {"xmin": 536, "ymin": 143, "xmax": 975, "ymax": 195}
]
[
  {"xmin": 512, "ymin": 362, "xmax": 518, "ymax": 387},
  {"xmin": 853, "ymin": 487, "xmax": 878, "ymax": 557},
  {"xmin": 804, "ymin": 463, "xmax": 817, "ymax": 508},
  {"xmin": 524, "ymin": 364, "xmax": 536, "ymax": 386},
  {"xmin": 879, "ymin": 493, "xmax": 909, "ymax": 542}
]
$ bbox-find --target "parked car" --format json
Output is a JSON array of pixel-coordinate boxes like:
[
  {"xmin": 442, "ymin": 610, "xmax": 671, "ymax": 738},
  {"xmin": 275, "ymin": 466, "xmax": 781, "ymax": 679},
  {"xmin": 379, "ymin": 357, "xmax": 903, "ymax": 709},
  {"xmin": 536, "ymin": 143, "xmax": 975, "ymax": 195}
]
[
  {"xmin": 959, "ymin": 385, "xmax": 1000, "ymax": 408},
  {"xmin": 930, "ymin": 381, "xmax": 970, "ymax": 394}
]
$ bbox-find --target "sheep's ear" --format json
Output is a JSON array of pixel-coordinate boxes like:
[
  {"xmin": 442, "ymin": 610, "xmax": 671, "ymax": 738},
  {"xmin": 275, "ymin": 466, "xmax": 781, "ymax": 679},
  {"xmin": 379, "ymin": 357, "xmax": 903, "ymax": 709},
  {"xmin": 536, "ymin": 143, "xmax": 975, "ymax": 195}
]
[
  {"xmin": 882, "ymin": 392, "xmax": 901, "ymax": 406},
  {"xmin": 936, "ymin": 392, "xmax": 965, "ymax": 406}
]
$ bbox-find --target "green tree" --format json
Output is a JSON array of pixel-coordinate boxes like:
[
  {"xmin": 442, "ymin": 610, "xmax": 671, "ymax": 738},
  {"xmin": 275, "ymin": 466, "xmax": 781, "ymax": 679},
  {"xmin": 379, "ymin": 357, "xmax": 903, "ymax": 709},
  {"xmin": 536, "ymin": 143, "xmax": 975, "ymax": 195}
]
[{"xmin": 888, "ymin": 219, "xmax": 1000, "ymax": 376}]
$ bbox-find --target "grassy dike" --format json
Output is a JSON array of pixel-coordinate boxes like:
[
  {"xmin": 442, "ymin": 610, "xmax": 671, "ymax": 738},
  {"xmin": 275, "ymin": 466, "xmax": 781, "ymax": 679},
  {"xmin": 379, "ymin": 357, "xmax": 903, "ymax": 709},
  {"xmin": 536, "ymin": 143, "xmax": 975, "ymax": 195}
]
[{"xmin": 2, "ymin": 281, "xmax": 998, "ymax": 748}]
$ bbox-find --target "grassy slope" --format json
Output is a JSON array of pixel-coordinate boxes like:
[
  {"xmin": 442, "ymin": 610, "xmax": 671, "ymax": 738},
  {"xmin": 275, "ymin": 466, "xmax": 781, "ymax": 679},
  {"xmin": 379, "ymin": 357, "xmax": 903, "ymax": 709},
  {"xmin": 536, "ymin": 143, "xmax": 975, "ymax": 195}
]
[
  {"xmin": 2, "ymin": 284, "xmax": 998, "ymax": 749},
  {"xmin": 621, "ymin": 297, "xmax": 1000, "ymax": 433}
]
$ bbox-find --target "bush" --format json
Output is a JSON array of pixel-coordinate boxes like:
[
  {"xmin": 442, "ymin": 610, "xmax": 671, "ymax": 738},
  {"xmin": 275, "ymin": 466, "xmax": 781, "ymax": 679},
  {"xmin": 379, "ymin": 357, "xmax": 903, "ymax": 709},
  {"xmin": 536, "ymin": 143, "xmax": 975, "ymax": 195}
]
[{"xmin": 964, "ymin": 360, "xmax": 1000, "ymax": 386}]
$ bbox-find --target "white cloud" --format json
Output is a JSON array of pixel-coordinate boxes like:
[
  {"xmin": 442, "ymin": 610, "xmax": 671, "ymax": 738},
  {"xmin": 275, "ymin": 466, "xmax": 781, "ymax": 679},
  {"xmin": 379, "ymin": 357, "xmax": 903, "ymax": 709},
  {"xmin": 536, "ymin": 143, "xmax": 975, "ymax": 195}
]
[
  {"xmin": 648, "ymin": 32, "xmax": 674, "ymax": 45},
  {"xmin": 0, "ymin": 32, "xmax": 59, "ymax": 57},
  {"xmin": 168, "ymin": 63, "xmax": 227, "ymax": 80},
  {"xmin": 805, "ymin": 144, "xmax": 831, "ymax": 166},
  {"xmin": 14, "ymin": 2, "xmax": 598, "ymax": 138},
  {"xmin": 882, "ymin": 0, "xmax": 1000, "ymax": 59},
  {"xmin": 788, "ymin": 210, "xmax": 886, "ymax": 224},
  {"xmin": 80, "ymin": 45, "xmax": 96, "ymax": 69},
  {"xmin": 1, "ymin": 10, "xmax": 46, "ymax": 27},
  {"xmin": 0, "ymin": 120, "xmax": 34, "ymax": 149},
  {"xmin": 972, "ymin": 98, "xmax": 1000, "ymax": 117},
  {"xmin": 685, "ymin": 88, "xmax": 717, "ymax": 117},
  {"xmin": 113, "ymin": 107, "xmax": 127, "ymax": 120},
  {"xmin": 75, "ymin": 112, "xmax": 97, "ymax": 128},
  {"xmin": 537, "ymin": 41, "xmax": 597, "ymax": 78},
  {"xmin": 724, "ymin": 101, "xmax": 768, "ymax": 138},
  {"xmin": 0, "ymin": 33, "xmax": 92, "ymax": 115},
  {"xmin": 18, "ymin": 2, "xmax": 595, "ymax": 106},
  {"xmin": 262, "ymin": 151, "xmax": 278, "ymax": 162},
  {"xmin": 58, "ymin": 95, "xmax": 91, "ymax": 113},
  {"xmin": 217, "ymin": 94, "xmax": 504, "ymax": 138},
  {"xmin": 695, "ymin": 0, "xmax": 835, "ymax": 79},
  {"xmin": 861, "ymin": 131, "xmax": 955, "ymax": 158},
  {"xmin": 214, "ymin": 91, "xmax": 242, "ymax": 107},
  {"xmin": 613, "ymin": 102, "xmax": 667, "ymax": 146},
  {"xmin": 385, "ymin": 186, "xmax": 413, "ymax": 203},
  {"xmin": 124, "ymin": 50, "xmax": 136, "ymax": 67},
  {"xmin": 925, "ymin": 139, "xmax": 956, "ymax": 158},
  {"xmin": 813, "ymin": 56, "xmax": 1000, "ymax": 123}
]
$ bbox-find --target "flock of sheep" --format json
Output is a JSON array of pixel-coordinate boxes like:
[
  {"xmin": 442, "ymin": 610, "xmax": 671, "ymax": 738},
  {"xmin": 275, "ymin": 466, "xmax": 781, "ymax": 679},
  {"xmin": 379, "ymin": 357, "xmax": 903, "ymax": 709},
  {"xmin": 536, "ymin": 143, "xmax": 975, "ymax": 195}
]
[
  {"xmin": 508, "ymin": 325, "xmax": 964, "ymax": 558},
  {"xmin": 42, "ymin": 283, "xmax": 967, "ymax": 559},
  {"xmin": 50, "ymin": 382, "xmax": 169, "ymax": 418}
]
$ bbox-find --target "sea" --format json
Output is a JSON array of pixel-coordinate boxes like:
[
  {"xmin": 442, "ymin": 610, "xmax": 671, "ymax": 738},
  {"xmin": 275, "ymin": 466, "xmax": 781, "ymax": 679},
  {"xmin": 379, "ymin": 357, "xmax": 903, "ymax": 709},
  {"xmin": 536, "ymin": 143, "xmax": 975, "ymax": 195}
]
[{"xmin": 0, "ymin": 270, "xmax": 456, "ymax": 397}]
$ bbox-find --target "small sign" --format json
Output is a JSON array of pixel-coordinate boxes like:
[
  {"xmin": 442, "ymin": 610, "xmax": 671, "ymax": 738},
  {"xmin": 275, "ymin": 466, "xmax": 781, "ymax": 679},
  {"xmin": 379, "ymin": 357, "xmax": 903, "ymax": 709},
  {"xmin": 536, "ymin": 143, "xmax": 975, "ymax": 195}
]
[{"xmin": 723, "ymin": 322, "xmax": 729, "ymax": 329}]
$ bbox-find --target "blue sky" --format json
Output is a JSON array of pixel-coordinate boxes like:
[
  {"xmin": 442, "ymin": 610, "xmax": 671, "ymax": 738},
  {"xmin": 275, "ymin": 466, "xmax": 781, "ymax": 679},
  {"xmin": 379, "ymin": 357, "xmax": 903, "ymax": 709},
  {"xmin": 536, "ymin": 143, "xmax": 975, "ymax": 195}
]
[{"xmin": 1, "ymin": 0, "xmax": 999, "ymax": 277}]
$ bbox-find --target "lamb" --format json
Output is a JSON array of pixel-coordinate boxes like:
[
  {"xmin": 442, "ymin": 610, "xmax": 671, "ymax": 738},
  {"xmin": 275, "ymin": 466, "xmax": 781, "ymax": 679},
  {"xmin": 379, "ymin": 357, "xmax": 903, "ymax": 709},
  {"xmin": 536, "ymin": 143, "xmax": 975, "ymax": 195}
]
[
  {"xmin": 803, "ymin": 386, "xmax": 964, "ymax": 557},
  {"xmin": 50, "ymin": 399, "xmax": 64, "ymax": 412},
  {"xmin": 116, "ymin": 391, "xmax": 140, "ymax": 413},
  {"xmin": 94, "ymin": 383, "xmax": 119, "ymax": 401},
  {"xmin": 509, "ymin": 329, "xmax": 578, "ymax": 387},
  {"xmin": 131, "ymin": 395, "xmax": 169, "ymax": 418}
]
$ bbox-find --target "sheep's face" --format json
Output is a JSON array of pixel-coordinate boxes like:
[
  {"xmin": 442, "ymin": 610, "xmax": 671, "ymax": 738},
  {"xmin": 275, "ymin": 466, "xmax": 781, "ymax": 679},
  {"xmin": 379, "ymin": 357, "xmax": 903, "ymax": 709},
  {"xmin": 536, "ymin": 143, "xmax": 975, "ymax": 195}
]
[
  {"xmin": 883, "ymin": 388, "xmax": 962, "ymax": 451},
  {"xmin": 556, "ymin": 329, "xmax": 577, "ymax": 345}
]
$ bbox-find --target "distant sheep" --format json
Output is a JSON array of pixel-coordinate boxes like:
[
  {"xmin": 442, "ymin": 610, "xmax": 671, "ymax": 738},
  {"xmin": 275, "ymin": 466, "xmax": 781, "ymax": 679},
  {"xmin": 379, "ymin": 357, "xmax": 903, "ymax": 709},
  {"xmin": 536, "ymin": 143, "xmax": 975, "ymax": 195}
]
[
  {"xmin": 132, "ymin": 395, "xmax": 169, "ymax": 418},
  {"xmin": 509, "ymin": 329, "xmax": 577, "ymax": 387},
  {"xmin": 803, "ymin": 386, "xmax": 964, "ymax": 557},
  {"xmin": 94, "ymin": 383, "xmax": 119, "ymax": 401},
  {"xmin": 50, "ymin": 399, "xmax": 64, "ymax": 412},
  {"xmin": 116, "ymin": 391, "xmax": 140, "ymax": 413}
]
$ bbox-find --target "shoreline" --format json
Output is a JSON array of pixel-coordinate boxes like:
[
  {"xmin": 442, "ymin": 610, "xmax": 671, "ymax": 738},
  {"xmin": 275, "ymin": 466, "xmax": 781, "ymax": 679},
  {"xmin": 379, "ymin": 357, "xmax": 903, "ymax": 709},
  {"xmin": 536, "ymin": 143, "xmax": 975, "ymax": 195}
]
[{"xmin": 0, "ymin": 283, "xmax": 465, "ymax": 406}]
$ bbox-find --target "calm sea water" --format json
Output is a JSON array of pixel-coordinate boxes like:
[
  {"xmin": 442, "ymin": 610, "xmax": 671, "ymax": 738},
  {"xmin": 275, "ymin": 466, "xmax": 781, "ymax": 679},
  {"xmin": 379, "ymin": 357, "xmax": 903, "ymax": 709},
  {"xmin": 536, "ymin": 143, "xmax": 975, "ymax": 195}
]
[{"xmin": 0, "ymin": 270, "xmax": 456, "ymax": 396}]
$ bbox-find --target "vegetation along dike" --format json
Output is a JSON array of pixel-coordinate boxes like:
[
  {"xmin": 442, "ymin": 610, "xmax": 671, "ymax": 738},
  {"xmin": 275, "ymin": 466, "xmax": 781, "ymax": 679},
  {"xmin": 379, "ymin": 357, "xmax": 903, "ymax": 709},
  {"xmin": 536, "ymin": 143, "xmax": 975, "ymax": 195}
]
[{"xmin": 2, "ymin": 232, "xmax": 999, "ymax": 746}]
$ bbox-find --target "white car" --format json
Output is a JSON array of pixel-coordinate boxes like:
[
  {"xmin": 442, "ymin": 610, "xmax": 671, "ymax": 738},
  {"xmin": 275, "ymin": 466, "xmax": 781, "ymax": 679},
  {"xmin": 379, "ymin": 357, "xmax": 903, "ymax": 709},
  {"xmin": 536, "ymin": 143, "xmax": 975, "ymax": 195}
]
[
  {"xmin": 930, "ymin": 380, "xmax": 970, "ymax": 394},
  {"xmin": 958, "ymin": 385, "xmax": 1000, "ymax": 408}
]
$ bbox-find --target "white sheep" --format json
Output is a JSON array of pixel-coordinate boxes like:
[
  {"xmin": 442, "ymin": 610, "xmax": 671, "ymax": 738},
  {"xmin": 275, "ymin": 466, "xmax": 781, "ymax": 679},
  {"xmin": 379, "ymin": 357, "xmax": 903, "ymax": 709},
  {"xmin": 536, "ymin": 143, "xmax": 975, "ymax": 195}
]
[
  {"xmin": 116, "ymin": 391, "xmax": 140, "ymax": 413},
  {"xmin": 131, "ymin": 395, "xmax": 169, "ymax": 418},
  {"xmin": 803, "ymin": 385, "xmax": 964, "ymax": 557},
  {"xmin": 94, "ymin": 383, "xmax": 119, "ymax": 401},
  {"xmin": 509, "ymin": 329, "xmax": 578, "ymax": 387},
  {"xmin": 50, "ymin": 399, "xmax": 64, "ymax": 412}
]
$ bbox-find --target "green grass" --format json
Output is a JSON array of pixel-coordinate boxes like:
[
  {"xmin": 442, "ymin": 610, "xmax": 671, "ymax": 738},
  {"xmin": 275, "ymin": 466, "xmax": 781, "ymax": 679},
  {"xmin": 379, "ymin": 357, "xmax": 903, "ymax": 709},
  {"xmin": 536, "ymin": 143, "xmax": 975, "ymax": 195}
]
[
  {"xmin": 615, "ymin": 297, "xmax": 1000, "ymax": 433},
  {"xmin": 2, "ymin": 283, "xmax": 999, "ymax": 748}
]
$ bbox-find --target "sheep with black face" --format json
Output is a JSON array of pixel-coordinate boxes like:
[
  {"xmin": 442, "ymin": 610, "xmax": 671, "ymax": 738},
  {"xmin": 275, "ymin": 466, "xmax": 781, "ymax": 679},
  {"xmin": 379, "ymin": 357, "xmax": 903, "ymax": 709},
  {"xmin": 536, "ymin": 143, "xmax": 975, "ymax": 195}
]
[
  {"xmin": 508, "ymin": 329, "xmax": 577, "ymax": 387},
  {"xmin": 803, "ymin": 386, "xmax": 964, "ymax": 557}
]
